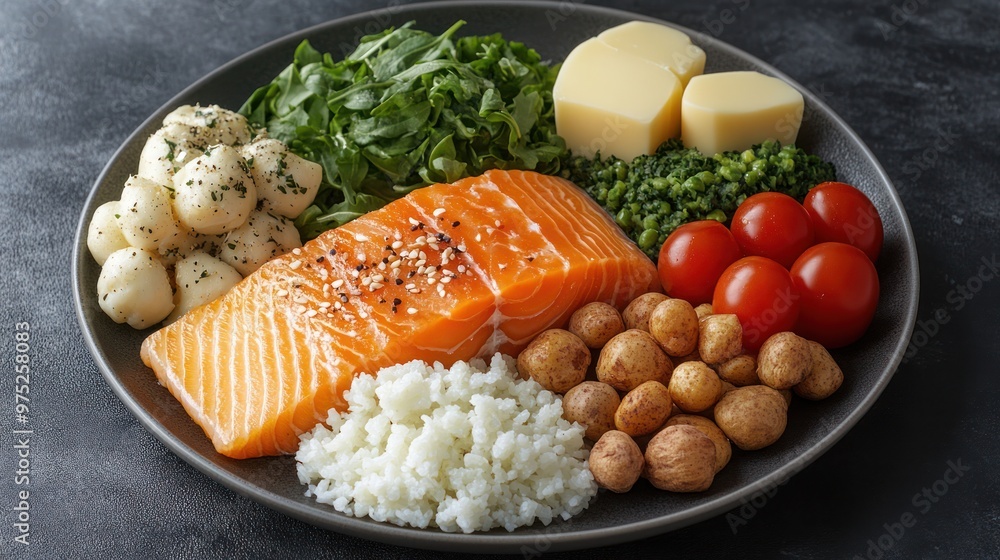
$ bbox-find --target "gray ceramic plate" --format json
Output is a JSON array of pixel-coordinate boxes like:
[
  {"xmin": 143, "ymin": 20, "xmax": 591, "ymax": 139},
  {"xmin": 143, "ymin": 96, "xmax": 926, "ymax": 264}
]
[{"xmin": 73, "ymin": 1, "xmax": 919, "ymax": 553}]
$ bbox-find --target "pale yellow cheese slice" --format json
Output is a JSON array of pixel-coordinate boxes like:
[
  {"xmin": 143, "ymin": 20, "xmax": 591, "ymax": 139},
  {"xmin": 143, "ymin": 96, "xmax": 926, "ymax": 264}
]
[
  {"xmin": 681, "ymin": 71, "xmax": 805, "ymax": 155},
  {"xmin": 554, "ymin": 38, "xmax": 683, "ymax": 161},
  {"xmin": 597, "ymin": 21, "xmax": 706, "ymax": 87}
]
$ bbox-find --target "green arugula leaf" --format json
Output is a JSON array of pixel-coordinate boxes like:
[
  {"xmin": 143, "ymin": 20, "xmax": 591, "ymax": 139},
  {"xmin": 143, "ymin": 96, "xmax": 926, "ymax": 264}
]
[{"xmin": 240, "ymin": 20, "xmax": 566, "ymax": 240}]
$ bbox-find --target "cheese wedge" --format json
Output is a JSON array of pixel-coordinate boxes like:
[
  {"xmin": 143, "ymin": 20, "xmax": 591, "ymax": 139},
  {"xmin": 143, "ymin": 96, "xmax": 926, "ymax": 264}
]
[
  {"xmin": 597, "ymin": 21, "xmax": 706, "ymax": 87},
  {"xmin": 681, "ymin": 71, "xmax": 805, "ymax": 155},
  {"xmin": 554, "ymin": 38, "xmax": 682, "ymax": 161}
]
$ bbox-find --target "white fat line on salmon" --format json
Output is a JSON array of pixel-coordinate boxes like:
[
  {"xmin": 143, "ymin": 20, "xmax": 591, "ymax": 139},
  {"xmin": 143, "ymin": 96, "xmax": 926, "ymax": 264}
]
[
  {"xmin": 409, "ymin": 318, "xmax": 501, "ymax": 358},
  {"xmin": 250, "ymin": 286, "xmax": 272, "ymax": 450},
  {"xmin": 480, "ymin": 294, "xmax": 514, "ymax": 356},
  {"xmin": 471, "ymin": 184, "xmax": 575, "ymax": 351}
]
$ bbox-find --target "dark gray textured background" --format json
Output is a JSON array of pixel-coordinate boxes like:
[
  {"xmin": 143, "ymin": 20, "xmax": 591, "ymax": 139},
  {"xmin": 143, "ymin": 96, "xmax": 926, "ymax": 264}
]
[{"xmin": 2, "ymin": 0, "xmax": 998, "ymax": 558}]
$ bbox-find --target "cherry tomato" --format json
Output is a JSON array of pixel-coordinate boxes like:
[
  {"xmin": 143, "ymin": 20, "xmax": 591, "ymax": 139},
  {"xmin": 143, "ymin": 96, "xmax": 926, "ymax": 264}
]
[
  {"xmin": 803, "ymin": 182, "xmax": 884, "ymax": 262},
  {"xmin": 657, "ymin": 221, "xmax": 742, "ymax": 305},
  {"xmin": 730, "ymin": 192, "xmax": 815, "ymax": 269},
  {"xmin": 713, "ymin": 256, "xmax": 801, "ymax": 351},
  {"xmin": 790, "ymin": 242, "xmax": 880, "ymax": 348}
]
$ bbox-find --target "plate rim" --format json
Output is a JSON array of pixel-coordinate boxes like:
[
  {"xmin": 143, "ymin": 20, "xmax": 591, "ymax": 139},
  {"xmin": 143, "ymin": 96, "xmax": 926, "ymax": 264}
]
[{"xmin": 72, "ymin": 0, "xmax": 921, "ymax": 552}]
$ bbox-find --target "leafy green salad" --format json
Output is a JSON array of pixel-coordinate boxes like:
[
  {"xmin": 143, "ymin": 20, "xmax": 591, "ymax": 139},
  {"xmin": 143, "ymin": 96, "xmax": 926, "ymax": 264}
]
[{"xmin": 240, "ymin": 21, "xmax": 565, "ymax": 239}]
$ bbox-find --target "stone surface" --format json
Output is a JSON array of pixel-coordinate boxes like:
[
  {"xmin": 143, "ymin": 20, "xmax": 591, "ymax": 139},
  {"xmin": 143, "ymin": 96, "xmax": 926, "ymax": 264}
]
[{"xmin": 1, "ymin": 0, "xmax": 998, "ymax": 558}]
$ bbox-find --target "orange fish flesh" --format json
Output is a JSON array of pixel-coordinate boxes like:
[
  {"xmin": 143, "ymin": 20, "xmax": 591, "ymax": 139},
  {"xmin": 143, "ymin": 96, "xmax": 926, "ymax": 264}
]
[{"xmin": 141, "ymin": 170, "xmax": 660, "ymax": 458}]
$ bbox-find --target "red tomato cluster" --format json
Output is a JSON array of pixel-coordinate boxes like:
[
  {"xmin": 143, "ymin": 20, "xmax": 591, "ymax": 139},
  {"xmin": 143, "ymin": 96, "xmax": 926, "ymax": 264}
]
[{"xmin": 657, "ymin": 182, "xmax": 883, "ymax": 350}]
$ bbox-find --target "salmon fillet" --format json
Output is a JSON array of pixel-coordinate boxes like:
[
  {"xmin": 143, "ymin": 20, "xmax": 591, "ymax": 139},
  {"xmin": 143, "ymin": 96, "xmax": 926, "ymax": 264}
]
[{"xmin": 141, "ymin": 170, "xmax": 659, "ymax": 458}]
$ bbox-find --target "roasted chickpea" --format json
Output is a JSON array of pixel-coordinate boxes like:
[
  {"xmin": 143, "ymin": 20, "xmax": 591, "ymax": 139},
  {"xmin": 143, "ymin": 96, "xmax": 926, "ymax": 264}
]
[
  {"xmin": 668, "ymin": 361, "xmax": 722, "ymax": 413},
  {"xmin": 715, "ymin": 354, "xmax": 760, "ymax": 386},
  {"xmin": 714, "ymin": 385, "xmax": 788, "ymax": 451},
  {"xmin": 614, "ymin": 381, "xmax": 672, "ymax": 437},
  {"xmin": 757, "ymin": 331, "xmax": 813, "ymax": 390},
  {"xmin": 699, "ymin": 314, "xmax": 743, "ymax": 364},
  {"xmin": 665, "ymin": 414, "xmax": 732, "ymax": 472},
  {"xmin": 596, "ymin": 329, "xmax": 673, "ymax": 392},
  {"xmin": 622, "ymin": 293, "xmax": 670, "ymax": 332},
  {"xmin": 644, "ymin": 425, "xmax": 716, "ymax": 492},
  {"xmin": 516, "ymin": 329, "xmax": 590, "ymax": 393},
  {"xmin": 569, "ymin": 302, "xmax": 625, "ymax": 349},
  {"xmin": 562, "ymin": 381, "xmax": 620, "ymax": 440},
  {"xmin": 648, "ymin": 299, "xmax": 699, "ymax": 357},
  {"xmin": 794, "ymin": 341, "xmax": 844, "ymax": 400},
  {"xmin": 694, "ymin": 303, "xmax": 713, "ymax": 320},
  {"xmin": 589, "ymin": 430, "xmax": 644, "ymax": 493}
]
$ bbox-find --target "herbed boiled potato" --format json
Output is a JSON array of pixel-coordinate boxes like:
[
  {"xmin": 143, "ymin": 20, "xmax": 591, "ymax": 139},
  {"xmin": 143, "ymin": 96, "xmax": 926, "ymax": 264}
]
[
  {"xmin": 714, "ymin": 385, "xmax": 788, "ymax": 451},
  {"xmin": 649, "ymin": 299, "xmax": 699, "ymax": 357},
  {"xmin": 137, "ymin": 126, "xmax": 204, "ymax": 187},
  {"xmin": 562, "ymin": 381, "xmax": 620, "ymax": 440},
  {"xmin": 218, "ymin": 210, "xmax": 301, "ymax": 276},
  {"xmin": 699, "ymin": 314, "xmax": 743, "ymax": 364},
  {"xmin": 757, "ymin": 331, "xmax": 813, "ymax": 390},
  {"xmin": 87, "ymin": 201, "xmax": 130, "ymax": 266},
  {"xmin": 569, "ymin": 302, "xmax": 625, "ymax": 349},
  {"xmin": 615, "ymin": 381, "xmax": 672, "ymax": 437},
  {"xmin": 117, "ymin": 176, "xmax": 183, "ymax": 252},
  {"xmin": 666, "ymin": 414, "xmax": 732, "ymax": 472},
  {"xmin": 622, "ymin": 292, "xmax": 669, "ymax": 331},
  {"xmin": 589, "ymin": 430, "xmax": 644, "ymax": 493},
  {"xmin": 162, "ymin": 105, "xmax": 253, "ymax": 147},
  {"xmin": 794, "ymin": 341, "xmax": 844, "ymax": 400},
  {"xmin": 98, "ymin": 248, "xmax": 174, "ymax": 329},
  {"xmin": 165, "ymin": 252, "xmax": 243, "ymax": 324},
  {"xmin": 715, "ymin": 354, "xmax": 760, "ymax": 386},
  {"xmin": 644, "ymin": 425, "xmax": 716, "ymax": 492},
  {"xmin": 157, "ymin": 229, "xmax": 226, "ymax": 266},
  {"xmin": 597, "ymin": 329, "xmax": 673, "ymax": 392},
  {"xmin": 173, "ymin": 145, "xmax": 257, "ymax": 235},
  {"xmin": 668, "ymin": 361, "xmax": 722, "ymax": 413},
  {"xmin": 241, "ymin": 139, "xmax": 322, "ymax": 219},
  {"xmin": 138, "ymin": 105, "xmax": 251, "ymax": 187},
  {"xmin": 517, "ymin": 329, "xmax": 590, "ymax": 393}
]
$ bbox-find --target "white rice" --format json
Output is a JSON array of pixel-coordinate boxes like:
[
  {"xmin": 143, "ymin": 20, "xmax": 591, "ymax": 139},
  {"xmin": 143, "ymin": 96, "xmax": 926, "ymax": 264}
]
[{"xmin": 295, "ymin": 354, "xmax": 597, "ymax": 533}]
